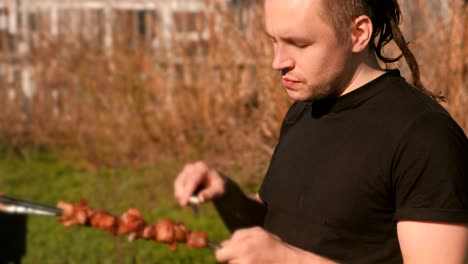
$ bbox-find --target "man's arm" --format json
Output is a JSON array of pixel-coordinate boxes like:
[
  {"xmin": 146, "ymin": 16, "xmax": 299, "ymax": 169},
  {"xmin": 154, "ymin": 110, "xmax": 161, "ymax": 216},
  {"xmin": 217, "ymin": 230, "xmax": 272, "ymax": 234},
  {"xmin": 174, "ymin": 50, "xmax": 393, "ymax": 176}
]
[
  {"xmin": 397, "ymin": 221, "xmax": 468, "ymax": 264},
  {"xmin": 213, "ymin": 177, "xmax": 266, "ymax": 232},
  {"xmin": 215, "ymin": 227, "xmax": 339, "ymax": 263},
  {"xmin": 173, "ymin": 161, "xmax": 266, "ymax": 232}
]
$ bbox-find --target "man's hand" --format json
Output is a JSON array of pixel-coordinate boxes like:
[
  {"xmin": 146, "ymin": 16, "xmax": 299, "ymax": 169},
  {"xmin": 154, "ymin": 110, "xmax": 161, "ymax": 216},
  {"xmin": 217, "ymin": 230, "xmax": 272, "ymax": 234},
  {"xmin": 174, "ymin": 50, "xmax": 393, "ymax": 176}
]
[
  {"xmin": 215, "ymin": 227, "xmax": 291, "ymax": 263},
  {"xmin": 174, "ymin": 161, "xmax": 225, "ymax": 206},
  {"xmin": 215, "ymin": 227, "xmax": 338, "ymax": 264}
]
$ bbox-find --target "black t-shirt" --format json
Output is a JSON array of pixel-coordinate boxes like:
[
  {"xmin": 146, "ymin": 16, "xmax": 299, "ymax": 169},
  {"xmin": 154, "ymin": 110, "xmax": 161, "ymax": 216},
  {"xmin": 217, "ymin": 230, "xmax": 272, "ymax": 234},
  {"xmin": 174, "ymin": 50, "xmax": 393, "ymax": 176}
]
[{"xmin": 258, "ymin": 70, "xmax": 468, "ymax": 263}]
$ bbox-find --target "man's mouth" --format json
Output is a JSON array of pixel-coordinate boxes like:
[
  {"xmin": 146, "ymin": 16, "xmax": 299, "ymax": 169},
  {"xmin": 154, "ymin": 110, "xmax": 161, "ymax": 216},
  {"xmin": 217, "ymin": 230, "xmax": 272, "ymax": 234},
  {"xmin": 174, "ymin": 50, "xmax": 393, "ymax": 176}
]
[{"xmin": 282, "ymin": 77, "xmax": 300, "ymax": 88}]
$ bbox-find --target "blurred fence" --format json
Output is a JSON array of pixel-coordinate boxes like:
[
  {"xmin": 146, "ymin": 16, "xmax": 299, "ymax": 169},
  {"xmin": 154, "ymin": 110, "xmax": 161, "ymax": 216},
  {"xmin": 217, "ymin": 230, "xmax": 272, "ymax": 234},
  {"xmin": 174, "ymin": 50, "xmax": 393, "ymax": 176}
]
[{"xmin": 0, "ymin": 0, "xmax": 466, "ymax": 177}]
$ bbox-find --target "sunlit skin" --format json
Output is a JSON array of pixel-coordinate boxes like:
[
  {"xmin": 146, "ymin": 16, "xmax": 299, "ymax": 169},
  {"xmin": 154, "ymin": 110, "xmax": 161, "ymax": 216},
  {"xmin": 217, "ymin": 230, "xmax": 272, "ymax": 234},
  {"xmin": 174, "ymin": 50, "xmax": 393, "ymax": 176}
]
[{"xmin": 265, "ymin": 0, "xmax": 385, "ymax": 101}]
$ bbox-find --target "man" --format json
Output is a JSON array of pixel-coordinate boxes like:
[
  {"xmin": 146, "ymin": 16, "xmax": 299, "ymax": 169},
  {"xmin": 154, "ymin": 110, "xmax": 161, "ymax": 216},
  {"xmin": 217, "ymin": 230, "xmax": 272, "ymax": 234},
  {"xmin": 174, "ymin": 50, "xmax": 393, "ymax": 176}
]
[{"xmin": 174, "ymin": 0, "xmax": 468, "ymax": 263}]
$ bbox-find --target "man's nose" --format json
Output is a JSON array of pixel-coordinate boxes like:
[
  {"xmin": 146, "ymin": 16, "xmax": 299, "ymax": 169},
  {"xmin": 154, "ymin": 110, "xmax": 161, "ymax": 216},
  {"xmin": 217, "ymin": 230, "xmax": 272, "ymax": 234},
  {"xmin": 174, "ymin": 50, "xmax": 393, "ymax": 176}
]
[{"xmin": 272, "ymin": 45, "xmax": 294, "ymax": 72}]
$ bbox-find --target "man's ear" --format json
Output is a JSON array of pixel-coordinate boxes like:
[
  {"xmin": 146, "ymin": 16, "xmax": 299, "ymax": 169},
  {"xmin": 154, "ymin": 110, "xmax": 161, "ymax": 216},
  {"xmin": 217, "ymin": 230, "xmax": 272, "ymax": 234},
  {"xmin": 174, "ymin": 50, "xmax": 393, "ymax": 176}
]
[{"xmin": 351, "ymin": 15, "xmax": 373, "ymax": 53}]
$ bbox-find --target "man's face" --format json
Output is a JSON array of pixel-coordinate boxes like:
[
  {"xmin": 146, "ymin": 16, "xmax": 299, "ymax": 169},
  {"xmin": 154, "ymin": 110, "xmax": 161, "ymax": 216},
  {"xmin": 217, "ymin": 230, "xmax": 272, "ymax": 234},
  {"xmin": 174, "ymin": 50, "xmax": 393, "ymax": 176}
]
[{"xmin": 264, "ymin": 0, "xmax": 354, "ymax": 101}]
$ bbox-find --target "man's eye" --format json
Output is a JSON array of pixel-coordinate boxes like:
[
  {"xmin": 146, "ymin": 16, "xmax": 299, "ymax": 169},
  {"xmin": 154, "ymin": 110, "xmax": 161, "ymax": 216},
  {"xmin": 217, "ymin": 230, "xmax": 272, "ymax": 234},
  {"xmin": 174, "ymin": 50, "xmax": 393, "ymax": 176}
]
[
  {"xmin": 286, "ymin": 39, "xmax": 308, "ymax": 48},
  {"xmin": 293, "ymin": 42, "xmax": 309, "ymax": 48}
]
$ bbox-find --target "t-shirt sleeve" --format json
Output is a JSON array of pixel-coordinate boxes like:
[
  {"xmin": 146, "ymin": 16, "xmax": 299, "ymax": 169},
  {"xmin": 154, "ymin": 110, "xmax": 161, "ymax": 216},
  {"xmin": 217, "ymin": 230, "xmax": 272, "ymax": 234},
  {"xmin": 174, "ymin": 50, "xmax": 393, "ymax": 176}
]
[{"xmin": 392, "ymin": 112, "xmax": 468, "ymax": 222}]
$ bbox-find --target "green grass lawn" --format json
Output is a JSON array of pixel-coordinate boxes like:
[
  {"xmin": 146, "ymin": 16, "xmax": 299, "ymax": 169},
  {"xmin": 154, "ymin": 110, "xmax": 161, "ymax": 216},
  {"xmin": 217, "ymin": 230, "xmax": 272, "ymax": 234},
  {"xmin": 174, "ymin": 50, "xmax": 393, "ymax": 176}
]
[{"xmin": 0, "ymin": 150, "xmax": 234, "ymax": 263}]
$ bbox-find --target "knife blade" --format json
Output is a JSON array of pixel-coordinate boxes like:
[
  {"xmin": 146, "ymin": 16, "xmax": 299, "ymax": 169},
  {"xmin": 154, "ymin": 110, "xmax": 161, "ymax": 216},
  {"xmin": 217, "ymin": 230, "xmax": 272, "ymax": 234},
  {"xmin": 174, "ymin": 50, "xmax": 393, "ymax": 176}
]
[{"xmin": 188, "ymin": 195, "xmax": 200, "ymax": 216}]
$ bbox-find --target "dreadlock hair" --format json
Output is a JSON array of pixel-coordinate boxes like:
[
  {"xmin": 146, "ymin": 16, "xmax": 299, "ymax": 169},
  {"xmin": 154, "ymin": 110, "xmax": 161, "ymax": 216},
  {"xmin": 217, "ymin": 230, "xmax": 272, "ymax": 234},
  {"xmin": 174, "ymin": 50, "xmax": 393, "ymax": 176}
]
[{"xmin": 320, "ymin": 0, "xmax": 445, "ymax": 101}]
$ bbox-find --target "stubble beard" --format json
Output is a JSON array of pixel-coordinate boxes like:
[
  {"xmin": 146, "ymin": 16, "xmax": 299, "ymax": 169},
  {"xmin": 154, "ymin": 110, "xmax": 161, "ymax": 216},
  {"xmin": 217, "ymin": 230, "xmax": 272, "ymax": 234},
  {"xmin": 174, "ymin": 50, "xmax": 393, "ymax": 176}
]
[
  {"xmin": 306, "ymin": 82, "xmax": 343, "ymax": 102},
  {"xmin": 307, "ymin": 70, "xmax": 352, "ymax": 101}
]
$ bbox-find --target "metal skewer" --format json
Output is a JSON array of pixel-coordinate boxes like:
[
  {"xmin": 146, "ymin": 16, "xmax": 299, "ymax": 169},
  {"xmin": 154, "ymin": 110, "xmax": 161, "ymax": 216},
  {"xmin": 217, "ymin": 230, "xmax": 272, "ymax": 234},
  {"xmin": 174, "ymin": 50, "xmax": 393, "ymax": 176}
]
[
  {"xmin": 188, "ymin": 196, "xmax": 221, "ymax": 250},
  {"xmin": 0, "ymin": 195, "xmax": 62, "ymax": 216},
  {"xmin": 207, "ymin": 241, "xmax": 221, "ymax": 250},
  {"xmin": 0, "ymin": 203, "xmax": 59, "ymax": 216}
]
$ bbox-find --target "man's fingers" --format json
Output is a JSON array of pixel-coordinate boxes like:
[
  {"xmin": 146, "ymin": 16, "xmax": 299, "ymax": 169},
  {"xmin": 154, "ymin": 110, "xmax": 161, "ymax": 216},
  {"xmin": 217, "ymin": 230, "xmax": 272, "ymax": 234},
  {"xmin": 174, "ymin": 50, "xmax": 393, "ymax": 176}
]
[
  {"xmin": 198, "ymin": 176, "xmax": 219, "ymax": 202},
  {"xmin": 215, "ymin": 247, "xmax": 232, "ymax": 262},
  {"xmin": 174, "ymin": 162, "xmax": 210, "ymax": 206},
  {"xmin": 174, "ymin": 161, "xmax": 226, "ymax": 207},
  {"xmin": 215, "ymin": 228, "xmax": 270, "ymax": 263},
  {"xmin": 215, "ymin": 239, "xmax": 236, "ymax": 262},
  {"xmin": 174, "ymin": 177, "xmax": 186, "ymax": 205},
  {"xmin": 198, "ymin": 169, "xmax": 224, "ymax": 202},
  {"xmin": 215, "ymin": 230, "xmax": 252, "ymax": 263},
  {"xmin": 181, "ymin": 180, "xmax": 201, "ymax": 204},
  {"xmin": 197, "ymin": 189, "xmax": 214, "ymax": 203},
  {"xmin": 174, "ymin": 171, "xmax": 188, "ymax": 202},
  {"xmin": 174, "ymin": 165, "xmax": 199, "ymax": 206}
]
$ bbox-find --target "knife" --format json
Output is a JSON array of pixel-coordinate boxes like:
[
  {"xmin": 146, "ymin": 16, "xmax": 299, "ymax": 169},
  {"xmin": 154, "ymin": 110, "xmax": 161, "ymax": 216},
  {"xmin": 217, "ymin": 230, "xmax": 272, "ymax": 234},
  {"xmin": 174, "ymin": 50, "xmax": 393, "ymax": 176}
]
[{"xmin": 188, "ymin": 195, "xmax": 200, "ymax": 216}]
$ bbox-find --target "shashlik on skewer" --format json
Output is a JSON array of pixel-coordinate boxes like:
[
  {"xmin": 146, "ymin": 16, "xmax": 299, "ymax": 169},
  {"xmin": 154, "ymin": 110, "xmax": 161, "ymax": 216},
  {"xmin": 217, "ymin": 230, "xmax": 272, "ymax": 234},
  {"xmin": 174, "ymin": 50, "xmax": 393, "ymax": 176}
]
[{"xmin": 56, "ymin": 200, "xmax": 209, "ymax": 250}]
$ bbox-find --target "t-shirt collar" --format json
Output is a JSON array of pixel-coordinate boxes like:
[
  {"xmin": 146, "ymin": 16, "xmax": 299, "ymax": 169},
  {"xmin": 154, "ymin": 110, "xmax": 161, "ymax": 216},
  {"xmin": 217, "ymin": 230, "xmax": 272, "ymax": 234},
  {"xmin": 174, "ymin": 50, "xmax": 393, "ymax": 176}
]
[{"xmin": 311, "ymin": 69, "xmax": 401, "ymax": 116}]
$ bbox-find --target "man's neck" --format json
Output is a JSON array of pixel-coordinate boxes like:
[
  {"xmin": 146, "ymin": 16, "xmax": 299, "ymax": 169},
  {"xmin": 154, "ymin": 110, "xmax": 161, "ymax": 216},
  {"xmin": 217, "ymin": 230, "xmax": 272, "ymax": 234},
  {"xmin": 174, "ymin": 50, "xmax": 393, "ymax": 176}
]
[{"xmin": 339, "ymin": 53, "xmax": 386, "ymax": 97}]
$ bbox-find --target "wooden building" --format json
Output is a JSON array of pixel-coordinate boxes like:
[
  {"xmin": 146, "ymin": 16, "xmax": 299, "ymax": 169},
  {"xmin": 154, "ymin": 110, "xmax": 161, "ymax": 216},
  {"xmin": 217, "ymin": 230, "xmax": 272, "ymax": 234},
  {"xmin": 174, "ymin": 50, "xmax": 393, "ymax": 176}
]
[
  {"xmin": 0, "ymin": 0, "xmax": 255, "ymax": 108},
  {"xmin": 0, "ymin": 0, "xmax": 236, "ymax": 54}
]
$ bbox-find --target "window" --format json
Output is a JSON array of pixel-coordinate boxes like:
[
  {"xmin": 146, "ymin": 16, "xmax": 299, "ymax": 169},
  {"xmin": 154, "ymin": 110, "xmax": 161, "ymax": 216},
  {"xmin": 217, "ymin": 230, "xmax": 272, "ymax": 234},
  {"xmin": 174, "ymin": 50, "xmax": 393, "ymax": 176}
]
[{"xmin": 173, "ymin": 11, "xmax": 206, "ymax": 33}]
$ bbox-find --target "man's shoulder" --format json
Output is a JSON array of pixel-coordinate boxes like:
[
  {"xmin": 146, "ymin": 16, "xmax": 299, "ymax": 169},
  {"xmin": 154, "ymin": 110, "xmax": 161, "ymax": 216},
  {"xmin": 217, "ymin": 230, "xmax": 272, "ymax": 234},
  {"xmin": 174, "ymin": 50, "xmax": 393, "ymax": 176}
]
[
  {"xmin": 370, "ymin": 74, "xmax": 452, "ymax": 128},
  {"xmin": 351, "ymin": 73, "xmax": 466, "ymax": 149},
  {"xmin": 377, "ymin": 74, "xmax": 446, "ymax": 113}
]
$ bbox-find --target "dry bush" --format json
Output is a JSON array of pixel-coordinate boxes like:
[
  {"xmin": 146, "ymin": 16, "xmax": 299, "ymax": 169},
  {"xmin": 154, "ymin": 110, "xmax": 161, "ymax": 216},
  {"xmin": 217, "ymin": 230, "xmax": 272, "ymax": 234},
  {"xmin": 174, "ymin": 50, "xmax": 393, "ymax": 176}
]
[
  {"xmin": 0, "ymin": 2, "xmax": 290, "ymax": 181},
  {"xmin": 0, "ymin": 1, "xmax": 466, "ymax": 180},
  {"xmin": 398, "ymin": 0, "xmax": 467, "ymax": 130}
]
